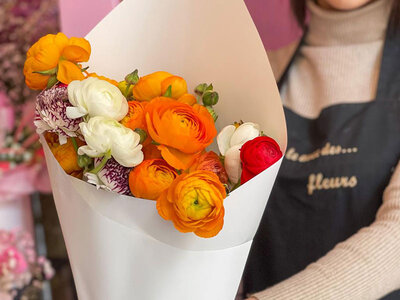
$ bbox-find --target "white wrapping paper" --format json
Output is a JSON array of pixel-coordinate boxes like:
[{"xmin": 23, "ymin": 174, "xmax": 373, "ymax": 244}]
[{"xmin": 42, "ymin": 0, "xmax": 287, "ymax": 299}]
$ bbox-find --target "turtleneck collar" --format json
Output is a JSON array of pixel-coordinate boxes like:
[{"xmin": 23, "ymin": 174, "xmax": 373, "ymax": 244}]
[{"xmin": 305, "ymin": 0, "xmax": 392, "ymax": 46}]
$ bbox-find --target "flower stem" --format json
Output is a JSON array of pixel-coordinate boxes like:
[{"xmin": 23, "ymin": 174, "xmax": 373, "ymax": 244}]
[
  {"xmin": 71, "ymin": 137, "xmax": 79, "ymax": 153},
  {"xmin": 90, "ymin": 152, "xmax": 111, "ymax": 174},
  {"xmin": 230, "ymin": 180, "xmax": 241, "ymax": 192}
]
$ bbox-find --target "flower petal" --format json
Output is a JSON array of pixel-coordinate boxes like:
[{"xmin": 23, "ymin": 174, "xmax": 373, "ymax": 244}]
[
  {"xmin": 217, "ymin": 125, "xmax": 236, "ymax": 156},
  {"xmin": 157, "ymin": 145, "xmax": 200, "ymax": 170},
  {"xmin": 62, "ymin": 37, "xmax": 91, "ymax": 62},
  {"xmin": 230, "ymin": 122, "xmax": 260, "ymax": 147},
  {"xmin": 224, "ymin": 144, "xmax": 242, "ymax": 184},
  {"xmin": 57, "ymin": 60, "xmax": 85, "ymax": 84}
]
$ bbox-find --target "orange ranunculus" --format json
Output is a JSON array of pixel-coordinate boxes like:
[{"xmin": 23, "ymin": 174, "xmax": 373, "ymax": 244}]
[
  {"xmin": 129, "ymin": 159, "xmax": 177, "ymax": 200},
  {"xmin": 132, "ymin": 71, "xmax": 172, "ymax": 101},
  {"xmin": 44, "ymin": 132, "xmax": 84, "ymax": 178},
  {"xmin": 189, "ymin": 151, "xmax": 228, "ymax": 185},
  {"xmin": 161, "ymin": 76, "xmax": 188, "ymax": 99},
  {"xmin": 145, "ymin": 97, "xmax": 217, "ymax": 170},
  {"xmin": 177, "ymin": 93, "xmax": 197, "ymax": 106},
  {"xmin": 143, "ymin": 143, "xmax": 162, "ymax": 160},
  {"xmin": 120, "ymin": 100, "xmax": 150, "ymax": 145},
  {"xmin": 156, "ymin": 170, "xmax": 226, "ymax": 238},
  {"xmin": 87, "ymin": 73, "xmax": 119, "ymax": 86},
  {"xmin": 121, "ymin": 101, "xmax": 148, "ymax": 131},
  {"xmin": 24, "ymin": 32, "xmax": 91, "ymax": 90}
]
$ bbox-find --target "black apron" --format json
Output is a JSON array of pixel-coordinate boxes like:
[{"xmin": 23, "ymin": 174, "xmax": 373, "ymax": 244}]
[{"xmin": 243, "ymin": 27, "xmax": 400, "ymax": 299}]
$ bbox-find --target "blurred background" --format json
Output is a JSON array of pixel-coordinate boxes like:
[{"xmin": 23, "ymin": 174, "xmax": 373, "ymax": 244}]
[{"xmin": 0, "ymin": 0, "xmax": 301, "ymax": 299}]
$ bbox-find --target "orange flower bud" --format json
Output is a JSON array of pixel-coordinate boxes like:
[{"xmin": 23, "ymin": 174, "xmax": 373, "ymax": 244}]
[
  {"xmin": 129, "ymin": 159, "xmax": 177, "ymax": 200},
  {"xmin": 44, "ymin": 132, "xmax": 84, "ymax": 178},
  {"xmin": 189, "ymin": 151, "xmax": 228, "ymax": 185},
  {"xmin": 132, "ymin": 71, "xmax": 172, "ymax": 101},
  {"xmin": 161, "ymin": 76, "xmax": 188, "ymax": 99},
  {"xmin": 24, "ymin": 32, "xmax": 91, "ymax": 90},
  {"xmin": 156, "ymin": 171, "xmax": 226, "ymax": 238}
]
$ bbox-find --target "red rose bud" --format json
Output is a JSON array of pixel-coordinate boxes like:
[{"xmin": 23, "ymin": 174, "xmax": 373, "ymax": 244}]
[{"xmin": 240, "ymin": 136, "xmax": 282, "ymax": 184}]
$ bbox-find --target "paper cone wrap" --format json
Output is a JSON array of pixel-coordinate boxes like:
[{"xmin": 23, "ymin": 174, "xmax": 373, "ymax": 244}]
[{"xmin": 42, "ymin": 0, "xmax": 287, "ymax": 299}]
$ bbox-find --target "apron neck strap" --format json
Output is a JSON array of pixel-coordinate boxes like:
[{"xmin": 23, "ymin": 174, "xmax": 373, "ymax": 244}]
[{"xmin": 376, "ymin": 26, "xmax": 400, "ymax": 101}]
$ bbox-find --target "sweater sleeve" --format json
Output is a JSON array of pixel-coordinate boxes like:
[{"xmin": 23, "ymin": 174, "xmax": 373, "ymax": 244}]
[{"xmin": 252, "ymin": 160, "xmax": 400, "ymax": 300}]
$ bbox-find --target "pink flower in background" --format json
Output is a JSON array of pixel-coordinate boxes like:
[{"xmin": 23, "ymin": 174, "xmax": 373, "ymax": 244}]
[
  {"xmin": 0, "ymin": 229, "xmax": 54, "ymax": 296},
  {"xmin": 0, "ymin": 92, "xmax": 14, "ymax": 132},
  {"xmin": 0, "ymin": 247, "xmax": 28, "ymax": 275},
  {"xmin": 0, "ymin": 232, "xmax": 15, "ymax": 252},
  {"xmin": 0, "ymin": 92, "xmax": 14, "ymax": 149}
]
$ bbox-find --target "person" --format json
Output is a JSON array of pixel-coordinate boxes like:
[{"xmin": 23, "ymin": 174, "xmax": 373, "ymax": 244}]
[{"xmin": 243, "ymin": 0, "xmax": 400, "ymax": 299}]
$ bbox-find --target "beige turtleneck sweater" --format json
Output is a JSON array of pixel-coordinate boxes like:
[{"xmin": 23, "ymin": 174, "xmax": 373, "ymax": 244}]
[{"xmin": 252, "ymin": 0, "xmax": 400, "ymax": 299}]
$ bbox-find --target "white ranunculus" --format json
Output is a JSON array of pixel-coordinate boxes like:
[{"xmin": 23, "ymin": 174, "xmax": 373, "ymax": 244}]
[
  {"xmin": 217, "ymin": 122, "xmax": 260, "ymax": 156},
  {"xmin": 78, "ymin": 116, "xmax": 144, "ymax": 167},
  {"xmin": 217, "ymin": 122, "xmax": 260, "ymax": 184},
  {"xmin": 66, "ymin": 77, "xmax": 128, "ymax": 121},
  {"xmin": 224, "ymin": 144, "xmax": 243, "ymax": 184}
]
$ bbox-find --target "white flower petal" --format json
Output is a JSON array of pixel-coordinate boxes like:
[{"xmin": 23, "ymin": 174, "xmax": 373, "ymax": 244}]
[
  {"xmin": 230, "ymin": 122, "xmax": 260, "ymax": 147},
  {"xmin": 78, "ymin": 145, "xmax": 102, "ymax": 157},
  {"xmin": 217, "ymin": 125, "xmax": 236, "ymax": 156},
  {"xmin": 224, "ymin": 144, "xmax": 243, "ymax": 184},
  {"xmin": 66, "ymin": 106, "xmax": 87, "ymax": 119}
]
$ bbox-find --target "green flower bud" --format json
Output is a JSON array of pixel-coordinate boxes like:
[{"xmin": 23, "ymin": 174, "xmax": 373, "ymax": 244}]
[
  {"xmin": 134, "ymin": 128, "xmax": 148, "ymax": 144},
  {"xmin": 194, "ymin": 83, "xmax": 208, "ymax": 95},
  {"xmin": 124, "ymin": 69, "xmax": 139, "ymax": 85},
  {"xmin": 78, "ymin": 154, "xmax": 93, "ymax": 169},
  {"xmin": 202, "ymin": 91, "xmax": 219, "ymax": 106}
]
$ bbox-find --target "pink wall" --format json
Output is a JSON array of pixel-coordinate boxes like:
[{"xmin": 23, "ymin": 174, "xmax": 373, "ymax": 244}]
[
  {"xmin": 244, "ymin": 0, "xmax": 303, "ymax": 50},
  {"xmin": 59, "ymin": 0, "xmax": 302, "ymax": 50},
  {"xmin": 58, "ymin": 0, "xmax": 120, "ymax": 38}
]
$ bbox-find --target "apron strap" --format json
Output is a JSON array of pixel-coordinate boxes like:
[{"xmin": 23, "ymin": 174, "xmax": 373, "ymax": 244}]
[{"xmin": 375, "ymin": 25, "xmax": 400, "ymax": 101}]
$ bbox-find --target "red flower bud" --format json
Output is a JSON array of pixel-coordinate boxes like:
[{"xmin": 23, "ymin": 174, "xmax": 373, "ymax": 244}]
[{"xmin": 240, "ymin": 136, "xmax": 282, "ymax": 184}]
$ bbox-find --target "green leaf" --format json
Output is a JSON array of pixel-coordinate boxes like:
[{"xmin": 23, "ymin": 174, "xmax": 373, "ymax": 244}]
[
  {"xmin": 163, "ymin": 85, "xmax": 172, "ymax": 97},
  {"xmin": 33, "ymin": 67, "xmax": 57, "ymax": 76},
  {"xmin": 46, "ymin": 75, "xmax": 58, "ymax": 89}
]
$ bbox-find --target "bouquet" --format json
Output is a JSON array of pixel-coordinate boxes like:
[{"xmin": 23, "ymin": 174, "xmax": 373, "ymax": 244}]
[
  {"xmin": 24, "ymin": 0, "xmax": 287, "ymax": 299},
  {"xmin": 0, "ymin": 230, "xmax": 54, "ymax": 300}
]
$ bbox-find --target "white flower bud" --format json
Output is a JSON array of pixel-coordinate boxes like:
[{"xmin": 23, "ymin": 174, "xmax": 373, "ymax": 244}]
[
  {"xmin": 67, "ymin": 77, "xmax": 128, "ymax": 121},
  {"xmin": 217, "ymin": 122, "xmax": 260, "ymax": 156},
  {"xmin": 78, "ymin": 116, "xmax": 144, "ymax": 167},
  {"xmin": 230, "ymin": 122, "xmax": 260, "ymax": 147}
]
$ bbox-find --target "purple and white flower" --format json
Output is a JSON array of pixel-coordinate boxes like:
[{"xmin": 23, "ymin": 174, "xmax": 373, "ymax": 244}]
[
  {"xmin": 34, "ymin": 84, "xmax": 82, "ymax": 144},
  {"xmin": 85, "ymin": 158, "xmax": 131, "ymax": 195}
]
